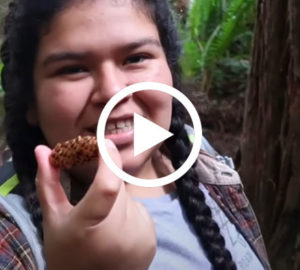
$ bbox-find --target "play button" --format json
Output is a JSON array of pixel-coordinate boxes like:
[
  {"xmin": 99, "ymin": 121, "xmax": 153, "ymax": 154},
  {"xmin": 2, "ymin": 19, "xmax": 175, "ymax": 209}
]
[
  {"xmin": 97, "ymin": 82, "xmax": 202, "ymax": 187},
  {"xmin": 134, "ymin": 113, "xmax": 173, "ymax": 157}
]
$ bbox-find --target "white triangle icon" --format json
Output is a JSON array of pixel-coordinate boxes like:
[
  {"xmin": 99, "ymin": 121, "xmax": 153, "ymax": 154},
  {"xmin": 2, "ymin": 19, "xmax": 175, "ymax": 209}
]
[{"xmin": 134, "ymin": 113, "xmax": 173, "ymax": 157}]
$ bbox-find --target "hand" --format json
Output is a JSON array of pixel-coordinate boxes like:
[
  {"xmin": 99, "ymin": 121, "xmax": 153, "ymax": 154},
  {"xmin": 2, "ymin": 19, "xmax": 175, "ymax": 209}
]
[{"xmin": 35, "ymin": 140, "xmax": 156, "ymax": 270}]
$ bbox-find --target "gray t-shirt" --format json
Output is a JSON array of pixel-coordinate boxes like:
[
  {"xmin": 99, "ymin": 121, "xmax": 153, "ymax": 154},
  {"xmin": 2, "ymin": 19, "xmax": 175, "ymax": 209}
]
[{"xmin": 136, "ymin": 185, "xmax": 264, "ymax": 270}]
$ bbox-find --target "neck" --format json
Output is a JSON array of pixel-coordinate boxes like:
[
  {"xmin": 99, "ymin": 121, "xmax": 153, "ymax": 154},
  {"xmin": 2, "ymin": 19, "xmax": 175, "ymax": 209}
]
[
  {"xmin": 125, "ymin": 182, "xmax": 176, "ymax": 198},
  {"xmin": 125, "ymin": 152, "xmax": 176, "ymax": 198}
]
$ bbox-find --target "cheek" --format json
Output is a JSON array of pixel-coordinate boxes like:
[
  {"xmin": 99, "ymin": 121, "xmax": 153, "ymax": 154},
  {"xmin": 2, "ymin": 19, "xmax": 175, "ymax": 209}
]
[
  {"xmin": 135, "ymin": 91, "xmax": 173, "ymax": 127},
  {"xmin": 151, "ymin": 63, "xmax": 173, "ymax": 86},
  {"xmin": 131, "ymin": 62, "xmax": 174, "ymax": 124},
  {"xmin": 129, "ymin": 58, "xmax": 173, "ymax": 86},
  {"xmin": 38, "ymin": 95, "xmax": 77, "ymax": 123},
  {"xmin": 37, "ymin": 99, "xmax": 78, "ymax": 145},
  {"xmin": 34, "ymin": 83, "xmax": 92, "ymax": 144},
  {"xmin": 37, "ymin": 80, "xmax": 92, "ymax": 116}
]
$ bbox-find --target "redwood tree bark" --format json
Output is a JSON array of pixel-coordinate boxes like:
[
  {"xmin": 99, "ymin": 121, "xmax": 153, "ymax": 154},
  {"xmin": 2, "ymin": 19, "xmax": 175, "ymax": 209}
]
[{"xmin": 240, "ymin": 0, "xmax": 300, "ymax": 269}]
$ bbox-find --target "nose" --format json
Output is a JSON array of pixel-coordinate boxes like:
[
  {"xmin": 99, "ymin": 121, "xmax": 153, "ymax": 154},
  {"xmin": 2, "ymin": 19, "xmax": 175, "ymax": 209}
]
[{"xmin": 91, "ymin": 63, "xmax": 128, "ymax": 104}]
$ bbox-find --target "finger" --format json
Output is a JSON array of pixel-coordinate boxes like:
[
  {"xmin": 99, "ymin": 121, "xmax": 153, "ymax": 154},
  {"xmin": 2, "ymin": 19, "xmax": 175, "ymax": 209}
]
[
  {"xmin": 74, "ymin": 139, "xmax": 123, "ymax": 225},
  {"xmin": 134, "ymin": 202, "xmax": 154, "ymax": 225},
  {"xmin": 35, "ymin": 145, "xmax": 72, "ymax": 219}
]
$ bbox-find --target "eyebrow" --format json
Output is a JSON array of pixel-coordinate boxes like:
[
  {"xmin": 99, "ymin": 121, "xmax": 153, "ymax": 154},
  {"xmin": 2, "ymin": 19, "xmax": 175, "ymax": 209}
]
[
  {"xmin": 123, "ymin": 38, "xmax": 161, "ymax": 51},
  {"xmin": 42, "ymin": 52, "xmax": 87, "ymax": 67},
  {"xmin": 42, "ymin": 38, "xmax": 162, "ymax": 67}
]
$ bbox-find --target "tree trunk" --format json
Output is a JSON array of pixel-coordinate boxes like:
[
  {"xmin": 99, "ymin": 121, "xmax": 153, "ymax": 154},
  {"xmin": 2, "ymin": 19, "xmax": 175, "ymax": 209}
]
[{"xmin": 240, "ymin": 0, "xmax": 300, "ymax": 269}]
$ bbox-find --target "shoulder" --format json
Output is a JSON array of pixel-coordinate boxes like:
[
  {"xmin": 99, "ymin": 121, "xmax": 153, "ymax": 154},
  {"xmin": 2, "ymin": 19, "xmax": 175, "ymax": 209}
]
[
  {"xmin": 0, "ymin": 194, "xmax": 45, "ymax": 270},
  {"xmin": 196, "ymin": 150, "xmax": 241, "ymax": 186},
  {"xmin": 184, "ymin": 124, "xmax": 239, "ymax": 185},
  {"xmin": 195, "ymin": 151, "xmax": 251, "ymax": 233},
  {"xmin": 196, "ymin": 151, "xmax": 254, "ymax": 230},
  {"xmin": 196, "ymin": 153, "xmax": 271, "ymax": 269},
  {"xmin": 0, "ymin": 197, "xmax": 37, "ymax": 270}
]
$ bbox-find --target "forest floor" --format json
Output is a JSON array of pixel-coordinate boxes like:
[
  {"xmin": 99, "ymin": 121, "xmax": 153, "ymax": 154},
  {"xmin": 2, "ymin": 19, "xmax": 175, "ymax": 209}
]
[{"xmin": 186, "ymin": 87, "xmax": 245, "ymax": 169}]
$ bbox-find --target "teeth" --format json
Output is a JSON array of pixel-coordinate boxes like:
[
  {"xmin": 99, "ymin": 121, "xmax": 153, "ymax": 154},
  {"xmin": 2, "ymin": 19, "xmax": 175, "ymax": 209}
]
[
  {"xmin": 107, "ymin": 123, "xmax": 116, "ymax": 130},
  {"xmin": 116, "ymin": 121, "xmax": 126, "ymax": 128},
  {"xmin": 125, "ymin": 120, "xmax": 131, "ymax": 127},
  {"xmin": 105, "ymin": 119, "xmax": 133, "ymax": 135}
]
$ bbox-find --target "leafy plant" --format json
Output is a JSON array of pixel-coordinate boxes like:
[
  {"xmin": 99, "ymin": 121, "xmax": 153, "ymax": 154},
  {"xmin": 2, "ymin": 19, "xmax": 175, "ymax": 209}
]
[
  {"xmin": 179, "ymin": 0, "xmax": 256, "ymax": 94},
  {"xmin": 212, "ymin": 57, "xmax": 250, "ymax": 98}
]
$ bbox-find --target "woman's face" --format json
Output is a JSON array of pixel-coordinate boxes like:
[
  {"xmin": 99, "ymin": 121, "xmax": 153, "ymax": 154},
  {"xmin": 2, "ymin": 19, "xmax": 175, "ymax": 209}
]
[{"xmin": 32, "ymin": 0, "xmax": 173, "ymax": 178}]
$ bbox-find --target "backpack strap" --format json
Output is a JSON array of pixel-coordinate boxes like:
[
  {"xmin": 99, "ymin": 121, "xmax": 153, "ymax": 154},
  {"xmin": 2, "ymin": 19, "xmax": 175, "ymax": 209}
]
[{"xmin": 0, "ymin": 162, "xmax": 19, "ymax": 196}]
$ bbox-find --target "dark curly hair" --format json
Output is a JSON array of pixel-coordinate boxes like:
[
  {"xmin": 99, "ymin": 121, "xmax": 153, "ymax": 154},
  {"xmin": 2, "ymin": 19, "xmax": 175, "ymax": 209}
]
[{"xmin": 1, "ymin": 0, "xmax": 236, "ymax": 269}]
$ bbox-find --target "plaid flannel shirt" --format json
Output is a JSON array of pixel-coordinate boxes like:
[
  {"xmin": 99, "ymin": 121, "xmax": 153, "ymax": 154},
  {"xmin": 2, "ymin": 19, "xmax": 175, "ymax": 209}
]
[
  {"xmin": 0, "ymin": 204, "xmax": 36, "ymax": 270},
  {"xmin": 197, "ymin": 151, "xmax": 271, "ymax": 270},
  {"xmin": 0, "ymin": 151, "xmax": 271, "ymax": 270}
]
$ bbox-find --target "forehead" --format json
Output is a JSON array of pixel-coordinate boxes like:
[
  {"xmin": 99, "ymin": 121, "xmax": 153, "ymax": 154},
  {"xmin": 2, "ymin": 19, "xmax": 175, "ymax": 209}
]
[
  {"xmin": 52, "ymin": 0, "xmax": 152, "ymax": 29},
  {"xmin": 43, "ymin": 1, "xmax": 155, "ymax": 41},
  {"xmin": 36, "ymin": 0, "xmax": 159, "ymax": 58}
]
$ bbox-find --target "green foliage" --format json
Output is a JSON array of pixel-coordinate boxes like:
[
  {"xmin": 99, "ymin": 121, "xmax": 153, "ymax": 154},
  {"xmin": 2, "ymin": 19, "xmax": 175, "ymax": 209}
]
[
  {"xmin": 179, "ymin": 0, "xmax": 256, "ymax": 94},
  {"xmin": 212, "ymin": 57, "xmax": 250, "ymax": 98}
]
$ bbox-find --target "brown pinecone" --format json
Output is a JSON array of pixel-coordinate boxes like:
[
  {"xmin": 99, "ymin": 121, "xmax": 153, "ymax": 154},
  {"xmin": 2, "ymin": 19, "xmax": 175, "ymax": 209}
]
[{"xmin": 49, "ymin": 136, "xmax": 98, "ymax": 169}]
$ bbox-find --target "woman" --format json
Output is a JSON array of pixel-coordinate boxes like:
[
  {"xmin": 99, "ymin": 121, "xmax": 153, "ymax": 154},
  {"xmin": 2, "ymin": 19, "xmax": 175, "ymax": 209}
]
[{"xmin": 0, "ymin": 0, "xmax": 271, "ymax": 269}]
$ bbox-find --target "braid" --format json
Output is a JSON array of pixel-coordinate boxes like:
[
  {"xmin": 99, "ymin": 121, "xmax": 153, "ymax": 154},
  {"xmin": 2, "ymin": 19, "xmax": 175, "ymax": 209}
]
[
  {"xmin": 1, "ymin": 0, "xmax": 44, "ymax": 238},
  {"xmin": 165, "ymin": 99, "xmax": 237, "ymax": 270}
]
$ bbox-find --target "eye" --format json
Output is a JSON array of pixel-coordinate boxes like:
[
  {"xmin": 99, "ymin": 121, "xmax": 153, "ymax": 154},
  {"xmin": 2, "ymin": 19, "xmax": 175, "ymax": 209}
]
[
  {"xmin": 124, "ymin": 54, "xmax": 148, "ymax": 65},
  {"xmin": 56, "ymin": 65, "xmax": 88, "ymax": 76}
]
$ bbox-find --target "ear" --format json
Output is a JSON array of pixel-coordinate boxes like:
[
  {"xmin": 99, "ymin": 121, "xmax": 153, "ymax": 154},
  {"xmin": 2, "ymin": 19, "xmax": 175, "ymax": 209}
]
[{"xmin": 26, "ymin": 106, "xmax": 39, "ymax": 126}]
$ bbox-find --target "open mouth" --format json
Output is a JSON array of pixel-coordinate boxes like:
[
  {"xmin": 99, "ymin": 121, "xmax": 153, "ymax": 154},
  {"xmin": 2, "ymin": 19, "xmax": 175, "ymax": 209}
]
[
  {"xmin": 105, "ymin": 118, "xmax": 133, "ymax": 135},
  {"xmin": 86, "ymin": 117, "xmax": 134, "ymax": 136}
]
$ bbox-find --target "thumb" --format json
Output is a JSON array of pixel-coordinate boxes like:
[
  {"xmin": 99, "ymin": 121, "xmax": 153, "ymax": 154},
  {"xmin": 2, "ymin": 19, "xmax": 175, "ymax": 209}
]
[
  {"xmin": 35, "ymin": 145, "xmax": 72, "ymax": 220},
  {"xmin": 74, "ymin": 139, "xmax": 123, "ymax": 225}
]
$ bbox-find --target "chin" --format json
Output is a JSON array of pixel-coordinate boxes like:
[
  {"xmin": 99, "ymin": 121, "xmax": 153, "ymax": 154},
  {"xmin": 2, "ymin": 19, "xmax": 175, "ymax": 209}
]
[{"xmin": 120, "ymin": 149, "xmax": 155, "ymax": 179}]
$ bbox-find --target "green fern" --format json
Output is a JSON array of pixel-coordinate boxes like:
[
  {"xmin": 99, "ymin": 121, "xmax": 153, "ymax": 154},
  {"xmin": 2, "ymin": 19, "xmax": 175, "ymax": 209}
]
[
  {"xmin": 204, "ymin": 0, "xmax": 254, "ymax": 68},
  {"xmin": 181, "ymin": 0, "xmax": 217, "ymax": 76},
  {"xmin": 180, "ymin": 0, "xmax": 255, "ymax": 89},
  {"xmin": 180, "ymin": 39, "xmax": 202, "ymax": 77}
]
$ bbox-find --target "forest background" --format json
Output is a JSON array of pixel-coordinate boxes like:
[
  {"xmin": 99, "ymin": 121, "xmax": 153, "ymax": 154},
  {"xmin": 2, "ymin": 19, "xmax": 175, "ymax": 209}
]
[{"xmin": 0, "ymin": 0, "xmax": 299, "ymax": 269}]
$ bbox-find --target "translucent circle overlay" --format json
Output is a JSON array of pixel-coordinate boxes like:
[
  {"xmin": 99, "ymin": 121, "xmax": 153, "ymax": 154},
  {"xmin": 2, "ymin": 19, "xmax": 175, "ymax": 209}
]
[{"xmin": 96, "ymin": 82, "xmax": 202, "ymax": 187}]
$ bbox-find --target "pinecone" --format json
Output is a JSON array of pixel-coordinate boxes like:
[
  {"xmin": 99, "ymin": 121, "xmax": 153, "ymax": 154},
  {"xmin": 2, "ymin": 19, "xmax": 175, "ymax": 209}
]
[{"xmin": 50, "ymin": 136, "xmax": 98, "ymax": 169}]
